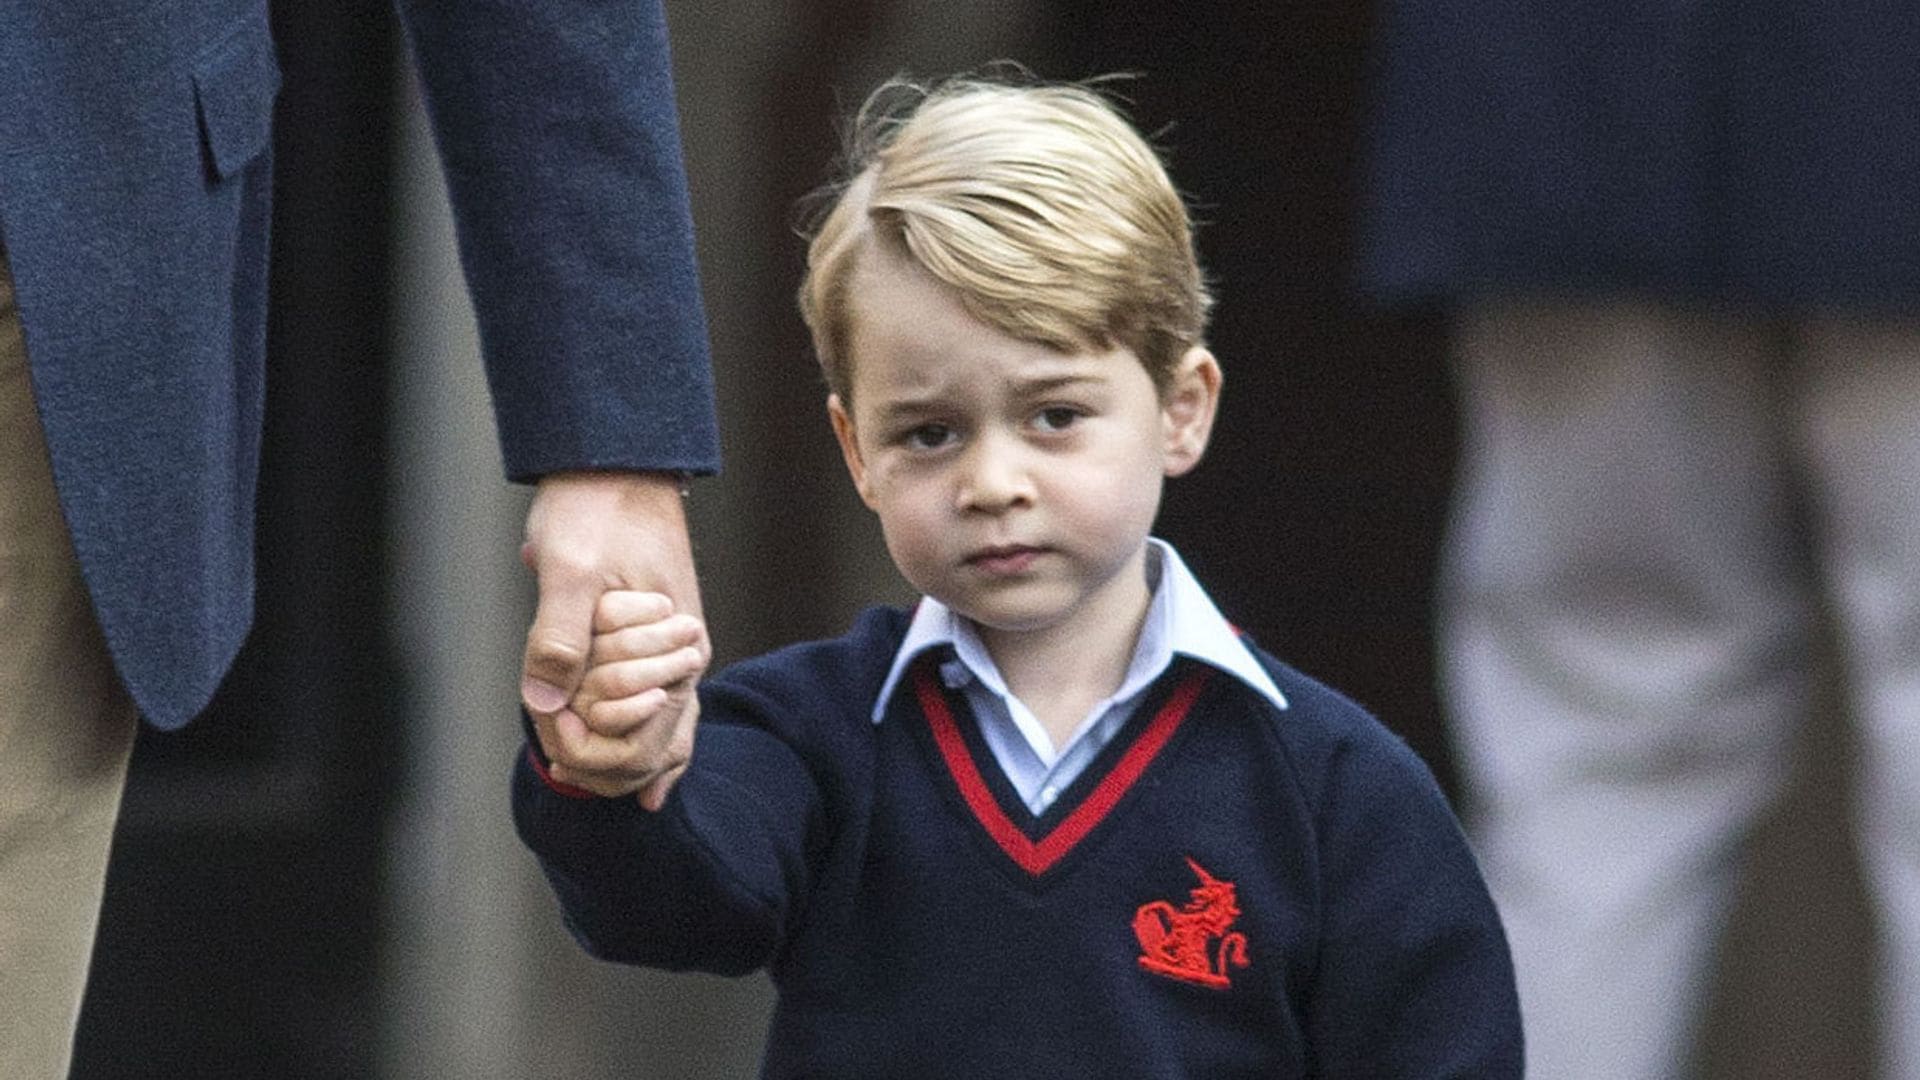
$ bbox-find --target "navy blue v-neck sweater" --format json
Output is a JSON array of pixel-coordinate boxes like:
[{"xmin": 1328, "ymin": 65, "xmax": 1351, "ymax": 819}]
[{"xmin": 513, "ymin": 606, "xmax": 1522, "ymax": 1078}]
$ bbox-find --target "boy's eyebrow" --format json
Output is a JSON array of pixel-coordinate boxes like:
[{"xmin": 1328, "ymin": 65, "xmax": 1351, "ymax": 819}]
[
  {"xmin": 866, "ymin": 370, "xmax": 1114, "ymax": 425},
  {"xmin": 870, "ymin": 396, "xmax": 946, "ymax": 426},
  {"xmin": 1014, "ymin": 372, "xmax": 1107, "ymax": 395}
]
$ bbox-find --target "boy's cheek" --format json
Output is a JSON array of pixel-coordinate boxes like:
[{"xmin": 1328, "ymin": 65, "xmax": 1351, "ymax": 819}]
[{"xmin": 878, "ymin": 526, "xmax": 944, "ymax": 590}]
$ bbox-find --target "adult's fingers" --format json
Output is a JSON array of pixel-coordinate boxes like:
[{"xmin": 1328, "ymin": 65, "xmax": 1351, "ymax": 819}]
[
  {"xmin": 636, "ymin": 762, "xmax": 689, "ymax": 813},
  {"xmin": 578, "ymin": 686, "xmax": 673, "ymax": 741},
  {"xmin": 547, "ymin": 692, "xmax": 696, "ymax": 800},
  {"xmin": 636, "ymin": 695, "xmax": 699, "ymax": 811},
  {"xmin": 531, "ymin": 706, "xmax": 593, "ymax": 781}
]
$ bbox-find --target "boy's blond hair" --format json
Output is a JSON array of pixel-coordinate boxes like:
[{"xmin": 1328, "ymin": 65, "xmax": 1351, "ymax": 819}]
[{"xmin": 797, "ymin": 72, "xmax": 1212, "ymax": 402}]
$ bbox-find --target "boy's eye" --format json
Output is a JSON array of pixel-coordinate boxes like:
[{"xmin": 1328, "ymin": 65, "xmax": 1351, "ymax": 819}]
[
  {"xmin": 1034, "ymin": 406, "xmax": 1082, "ymax": 433},
  {"xmin": 903, "ymin": 423, "xmax": 955, "ymax": 450}
]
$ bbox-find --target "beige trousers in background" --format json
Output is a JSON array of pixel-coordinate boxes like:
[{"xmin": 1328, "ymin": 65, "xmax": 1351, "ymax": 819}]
[
  {"xmin": 0, "ymin": 250, "xmax": 139, "ymax": 1079},
  {"xmin": 1444, "ymin": 300, "xmax": 1920, "ymax": 1079}
]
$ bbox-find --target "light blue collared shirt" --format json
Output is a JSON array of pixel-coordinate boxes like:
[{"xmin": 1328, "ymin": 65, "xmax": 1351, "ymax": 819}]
[{"xmin": 872, "ymin": 539, "xmax": 1289, "ymax": 814}]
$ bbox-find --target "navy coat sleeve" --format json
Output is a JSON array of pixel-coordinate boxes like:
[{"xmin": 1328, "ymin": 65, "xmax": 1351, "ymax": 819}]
[{"xmin": 392, "ymin": 0, "xmax": 720, "ymax": 480}]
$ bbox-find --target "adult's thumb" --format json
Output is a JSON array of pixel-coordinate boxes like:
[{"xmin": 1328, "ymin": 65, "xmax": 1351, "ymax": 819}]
[{"xmin": 522, "ymin": 575, "xmax": 595, "ymax": 714}]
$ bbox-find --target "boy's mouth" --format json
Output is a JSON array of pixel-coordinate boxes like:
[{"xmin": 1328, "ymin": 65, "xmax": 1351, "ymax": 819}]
[{"xmin": 965, "ymin": 544, "xmax": 1047, "ymax": 574}]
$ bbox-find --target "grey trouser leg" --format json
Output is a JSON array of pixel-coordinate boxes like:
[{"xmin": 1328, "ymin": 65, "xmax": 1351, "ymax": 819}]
[
  {"xmin": 1444, "ymin": 300, "xmax": 1812, "ymax": 1079},
  {"xmin": 1793, "ymin": 316, "xmax": 1920, "ymax": 1080}
]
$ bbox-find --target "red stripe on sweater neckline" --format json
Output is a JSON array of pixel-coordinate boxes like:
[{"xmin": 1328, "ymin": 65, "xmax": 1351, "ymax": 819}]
[{"xmin": 915, "ymin": 664, "xmax": 1210, "ymax": 877}]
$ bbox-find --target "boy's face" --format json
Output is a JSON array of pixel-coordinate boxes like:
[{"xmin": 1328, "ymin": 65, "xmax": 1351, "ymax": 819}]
[{"xmin": 829, "ymin": 244, "xmax": 1219, "ymax": 648}]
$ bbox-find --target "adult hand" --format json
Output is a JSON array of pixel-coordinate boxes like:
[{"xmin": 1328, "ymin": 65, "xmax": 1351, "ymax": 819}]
[
  {"xmin": 553, "ymin": 590, "xmax": 709, "ymax": 802},
  {"xmin": 520, "ymin": 470, "xmax": 706, "ymax": 809}
]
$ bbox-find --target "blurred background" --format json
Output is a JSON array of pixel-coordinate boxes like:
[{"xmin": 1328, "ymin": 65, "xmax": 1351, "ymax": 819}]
[{"xmin": 70, "ymin": 1, "xmax": 1874, "ymax": 1076}]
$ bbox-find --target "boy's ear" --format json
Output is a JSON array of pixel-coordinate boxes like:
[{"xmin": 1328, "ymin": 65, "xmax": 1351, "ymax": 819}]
[
  {"xmin": 827, "ymin": 394, "xmax": 879, "ymax": 508},
  {"xmin": 1161, "ymin": 347, "xmax": 1222, "ymax": 477}
]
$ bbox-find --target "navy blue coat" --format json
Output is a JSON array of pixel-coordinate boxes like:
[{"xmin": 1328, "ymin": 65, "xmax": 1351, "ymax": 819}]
[
  {"xmin": 1360, "ymin": 0, "xmax": 1920, "ymax": 312},
  {"xmin": 0, "ymin": 0, "xmax": 720, "ymax": 729}
]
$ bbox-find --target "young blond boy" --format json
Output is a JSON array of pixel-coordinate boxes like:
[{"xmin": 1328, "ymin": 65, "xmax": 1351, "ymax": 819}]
[{"xmin": 515, "ymin": 73, "xmax": 1522, "ymax": 1076}]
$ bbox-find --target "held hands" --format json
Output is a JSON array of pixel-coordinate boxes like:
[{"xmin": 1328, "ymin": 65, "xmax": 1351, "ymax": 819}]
[
  {"xmin": 520, "ymin": 471, "xmax": 708, "ymax": 808},
  {"xmin": 541, "ymin": 590, "xmax": 709, "ymax": 805}
]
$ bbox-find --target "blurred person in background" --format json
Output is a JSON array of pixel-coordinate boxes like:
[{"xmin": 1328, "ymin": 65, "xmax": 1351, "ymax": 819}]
[{"xmin": 1362, "ymin": 3, "xmax": 1920, "ymax": 1076}]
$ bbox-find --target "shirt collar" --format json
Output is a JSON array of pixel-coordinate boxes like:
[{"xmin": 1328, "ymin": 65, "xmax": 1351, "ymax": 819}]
[{"xmin": 871, "ymin": 538, "xmax": 1289, "ymax": 723}]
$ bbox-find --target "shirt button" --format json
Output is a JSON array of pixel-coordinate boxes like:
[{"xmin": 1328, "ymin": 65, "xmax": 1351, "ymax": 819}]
[{"xmin": 1040, "ymin": 785, "xmax": 1059, "ymax": 806}]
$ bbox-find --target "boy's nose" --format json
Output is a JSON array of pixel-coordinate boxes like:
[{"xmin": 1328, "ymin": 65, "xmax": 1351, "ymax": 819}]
[{"xmin": 955, "ymin": 437, "xmax": 1035, "ymax": 513}]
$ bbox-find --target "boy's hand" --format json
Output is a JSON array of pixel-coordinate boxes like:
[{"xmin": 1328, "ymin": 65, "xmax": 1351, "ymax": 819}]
[{"xmin": 534, "ymin": 589, "xmax": 710, "ymax": 808}]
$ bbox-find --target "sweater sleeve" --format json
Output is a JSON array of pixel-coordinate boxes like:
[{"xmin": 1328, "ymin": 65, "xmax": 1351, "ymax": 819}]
[
  {"xmin": 1304, "ymin": 730, "xmax": 1525, "ymax": 1078},
  {"xmin": 511, "ymin": 692, "xmax": 823, "ymax": 977}
]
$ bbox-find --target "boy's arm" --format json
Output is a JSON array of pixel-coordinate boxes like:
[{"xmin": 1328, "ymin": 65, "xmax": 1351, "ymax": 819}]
[
  {"xmin": 513, "ymin": 676, "xmax": 824, "ymax": 977},
  {"xmin": 1305, "ymin": 733, "xmax": 1525, "ymax": 1078}
]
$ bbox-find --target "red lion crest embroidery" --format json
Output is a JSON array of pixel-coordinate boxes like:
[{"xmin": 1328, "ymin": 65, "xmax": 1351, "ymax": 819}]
[{"xmin": 1133, "ymin": 857, "xmax": 1249, "ymax": 989}]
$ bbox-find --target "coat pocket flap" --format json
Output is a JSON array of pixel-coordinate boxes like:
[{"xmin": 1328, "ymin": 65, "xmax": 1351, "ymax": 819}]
[{"xmin": 192, "ymin": 9, "xmax": 282, "ymax": 180}]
